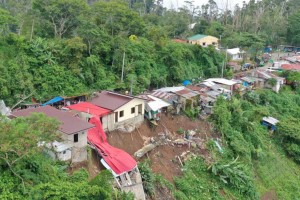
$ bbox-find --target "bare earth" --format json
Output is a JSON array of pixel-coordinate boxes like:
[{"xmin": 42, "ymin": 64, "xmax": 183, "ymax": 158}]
[{"xmin": 107, "ymin": 113, "xmax": 215, "ymax": 183}]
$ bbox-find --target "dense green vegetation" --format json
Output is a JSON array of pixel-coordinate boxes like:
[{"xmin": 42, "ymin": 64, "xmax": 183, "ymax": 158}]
[
  {"xmin": 1, "ymin": 0, "xmax": 300, "ymax": 106},
  {"xmin": 0, "ymin": 114, "xmax": 133, "ymax": 199},
  {"xmin": 0, "ymin": 0, "xmax": 226, "ymax": 106}
]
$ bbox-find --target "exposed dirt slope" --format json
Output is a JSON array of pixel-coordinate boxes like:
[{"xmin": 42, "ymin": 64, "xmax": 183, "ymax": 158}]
[{"xmin": 107, "ymin": 114, "xmax": 215, "ymax": 183}]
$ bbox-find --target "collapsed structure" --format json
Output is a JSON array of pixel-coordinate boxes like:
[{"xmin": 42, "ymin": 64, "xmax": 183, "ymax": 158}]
[{"xmin": 67, "ymin": 102, "xmax": 145, "ymax": 200}]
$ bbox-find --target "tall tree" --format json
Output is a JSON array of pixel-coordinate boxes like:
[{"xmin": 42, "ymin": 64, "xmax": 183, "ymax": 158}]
[
  {"xmin": 287, "ymin": 10, "xmax": 300, "ymax": 45},
  {"xmin": 33, "ymin": 0, "xmax": 88, "ymax": 38}
]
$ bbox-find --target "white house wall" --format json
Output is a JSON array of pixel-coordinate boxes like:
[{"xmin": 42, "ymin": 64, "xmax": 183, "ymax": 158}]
[
  {"xmin": 102, "ymin": 98, "xmax": 145, "ymax": 131},
  {"xmin": 115, "ymin": 98, "xmax": 145, "ymax": 123}
]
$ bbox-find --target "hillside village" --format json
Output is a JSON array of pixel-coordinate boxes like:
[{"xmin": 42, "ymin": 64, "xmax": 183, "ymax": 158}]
[
  {"xmin": 1, "ymin": 0, "xmax": 300, "ymax": 199},
  {"xmin": 1, "ymin": 44, "xmax": 300, "ymax": 199}
]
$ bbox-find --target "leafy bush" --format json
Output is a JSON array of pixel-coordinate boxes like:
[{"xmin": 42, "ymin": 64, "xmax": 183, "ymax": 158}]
[
  {"xmin": 267, "ymin": 78, "xmax": 277, "ymax": 87},
  {"xmin": 184, "ymin": 107, "xmax": 200, "ymax": 120},
  {"xmin": 138, "ymin": 160, "xmax": 155, "ymax": 197},
  {"xmin": 177, "ymin": 127, "xmax": 185, "ymax": 134},
  {"xmin": 209, "ymin": 157, "xmax": 259, "ymax": 199}
]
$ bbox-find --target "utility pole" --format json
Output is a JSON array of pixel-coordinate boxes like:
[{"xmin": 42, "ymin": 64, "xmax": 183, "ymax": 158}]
[
  {"xmin": 121, "ymin": 51, "xmax": 125, "ymax": 82},
  {"xmin": 222, "ymin": 46, "xmax": 228, "ymax": 78},
  {"xmin": 221, "ymin": 61, "xmax": 224, "ymax": 78}
]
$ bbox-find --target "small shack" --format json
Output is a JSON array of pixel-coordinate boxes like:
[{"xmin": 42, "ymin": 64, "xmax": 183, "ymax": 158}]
[
  {"xmin": 137, "ymin": 95, "xmax": 170, "ymax": 121},
  {"xmin": 262, "ymin": 116, "xmax": 279, "ymax": 131},
  {"xmin": 226, "ymin": 48, "xmax": 245, "ymax": 61}
]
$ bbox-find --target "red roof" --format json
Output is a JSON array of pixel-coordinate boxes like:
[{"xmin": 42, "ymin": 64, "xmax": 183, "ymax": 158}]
[
  {"xmin": 67, "ymin": 102, "xmax": 111, "ymax": 117},
  {"xmin": 12, "ymin": 106, "xmax": 94, "ymax": 135},
  {"xmin": 91, "ymin": 91, "xmax": 134, "ymax": 111},
  {"xmin": 281, "ymin": 64, "xmax": 300, "ymax": 71},
  {"xmin": 88, "ymin": 117, "xmax": 137, "ymax": 175}
]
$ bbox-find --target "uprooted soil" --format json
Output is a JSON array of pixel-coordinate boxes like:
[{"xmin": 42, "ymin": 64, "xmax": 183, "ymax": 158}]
[{"xmin": 107, "ymin": 113, "xmax": 216, "ymax": 183}]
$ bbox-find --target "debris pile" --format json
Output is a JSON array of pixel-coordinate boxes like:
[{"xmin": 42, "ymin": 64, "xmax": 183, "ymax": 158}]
[{"xmin": 134, "ymin": 126, "xmax": 208, "ymax": 160}]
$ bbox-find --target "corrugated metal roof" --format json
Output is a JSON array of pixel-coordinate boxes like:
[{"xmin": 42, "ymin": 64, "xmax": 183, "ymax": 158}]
[
  {"xmin": 12, "ymin": 106, "xmax": 94, "ymax": 135},
  {"xmin": 175, "ymin": 89, "xmax": 199, "ymax": 99},
  {"xmin": 151, "ymin": 91, "xmax": 176, "ymax": 101},
  {"xmin": 187, "ymin": 85, "xmax": 209, "ymax": 93},
  {"xmin": 262, "ymin": 116, "xmax": 279, "ymax": 125},
  {"xmin": 187, "ymin": 34, "xmax": 208, "ymax": 41},
  {"xmin": 205, "ymin": 78, "xmax": 237, "ymax": 86},
  {"xmin": 146, "ymin": 95, "xmax": 171, "ymax": 111},
  {"xmin": 155, "ymin": 86, "xmax": 185, "ymax": 93}
]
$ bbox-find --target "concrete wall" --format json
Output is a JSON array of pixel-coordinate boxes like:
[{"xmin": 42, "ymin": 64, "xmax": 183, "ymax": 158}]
[
  {"xmin": 61, "ymin": 131, "xmax": 88, "ymax": 163},
  {"xmin": 57, "ymin": 149, "xmax": 72, "ymax": 161},
  {"xmin": 230, "ymin": 54, "xmax": 243, "ymax": 60},
  {"xmin": 190, "ymin": 36, "xmax": 218, "ymax": 47}
]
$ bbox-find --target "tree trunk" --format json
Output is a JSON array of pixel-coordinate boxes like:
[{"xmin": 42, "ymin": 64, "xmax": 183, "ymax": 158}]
[{"xmin": 30, "ymin": 19, "xmax": 35, "ymax": 41}]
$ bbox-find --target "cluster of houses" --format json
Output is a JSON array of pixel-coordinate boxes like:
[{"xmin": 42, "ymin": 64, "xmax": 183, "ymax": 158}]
[
  {"xmin": 3, "ymin": 31, "xmax": 300, "ymax": 197},
  {"xmin": 6, "ymin": 62, "xmax": 296, "ymax": 165}
]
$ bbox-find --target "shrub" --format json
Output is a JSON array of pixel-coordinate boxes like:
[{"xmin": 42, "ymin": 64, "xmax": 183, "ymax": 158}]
[{"xmin": 138, "ymin": 160, "xmax": 155, "ymax": 197}]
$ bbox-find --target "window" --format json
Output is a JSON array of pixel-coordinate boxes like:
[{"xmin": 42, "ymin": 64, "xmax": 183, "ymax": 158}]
[
  {"xmin": 74, "ymin": 134, "xmax": 78, "ymax": 143},
  {"xmin": 202, "ymin": 42, "xmax": 206, "ymax": 46},
  {"xmin": 115, "ymin": 112, "xmax": 118, "ymax": 122},
  {"xmin": 119, "ymin": 110, "xmax": 124, "ymax": 117},
  {"xmin": 131, "ymin": 107, "xmax": 135, "ymax": 114},
  {"xmin": 63, "ymin": 150, "xmax": 66, "ymax": 154},
  {"xmin": 212, "ymin": 42, "xmax": 216, "ymax": 45}
]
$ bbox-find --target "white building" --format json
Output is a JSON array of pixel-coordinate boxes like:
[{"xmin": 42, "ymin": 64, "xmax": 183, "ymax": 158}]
[
  {"xmin": 226, "ymin": 48, "xmax": 245, "ymax": 61},
  {"xmin": 205, "ymin": 78, "xmax": 239, "ymax": 94},
  {"xmin": 91, "ymin": 91, "xmax": 145, "ymax": 131}
]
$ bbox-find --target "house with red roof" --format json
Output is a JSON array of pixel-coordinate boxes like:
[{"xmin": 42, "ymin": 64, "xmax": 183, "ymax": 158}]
[{"xmin": 11, "ymin": 106, "xmax": 94, "ymax": 163}]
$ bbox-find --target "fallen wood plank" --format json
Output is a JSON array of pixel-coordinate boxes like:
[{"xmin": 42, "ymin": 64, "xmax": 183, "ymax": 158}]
[
  {"xmin": 177, "ymin": 156, "xmax": 183, "ymax": 167},
  {"xmin": 134, "ymin": 144, "xmax": 156, "ymax": 159}
]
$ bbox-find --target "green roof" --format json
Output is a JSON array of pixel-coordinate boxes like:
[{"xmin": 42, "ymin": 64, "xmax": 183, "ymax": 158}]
[{"xmin": 187, "ymin": 34, "xmax": 208, "ymax": 41}]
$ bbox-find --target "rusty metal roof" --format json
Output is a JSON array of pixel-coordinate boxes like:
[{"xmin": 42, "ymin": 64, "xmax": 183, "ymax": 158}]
[
  {"xmin": 12, "ymin": 106, "xmax": 94, "ymax": 135},
  {"xmin": 174, "ymin": 89, "xmax": 199, "ymax": 99},
  {"xmin": 151, "ymin": 91, "xmax": 176, "ymax": 101}
]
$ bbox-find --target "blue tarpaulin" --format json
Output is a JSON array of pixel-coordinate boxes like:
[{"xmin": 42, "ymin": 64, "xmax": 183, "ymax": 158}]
[
  {"xmin": 182, "ymin": 80, "xmax": 191, "ymax": 86},
  {"xmin": 42, "ymin": 96, "xmax": 64, "ymax": 106}
]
